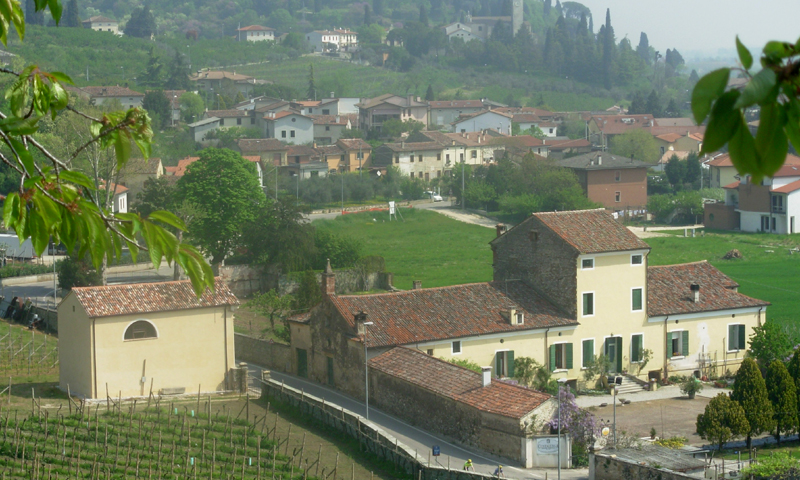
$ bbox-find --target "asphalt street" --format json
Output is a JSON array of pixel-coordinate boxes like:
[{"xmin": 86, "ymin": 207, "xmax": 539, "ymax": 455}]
[{"xmin": 245, "ymin": 365, "xmax": 589, "ymax": 480}]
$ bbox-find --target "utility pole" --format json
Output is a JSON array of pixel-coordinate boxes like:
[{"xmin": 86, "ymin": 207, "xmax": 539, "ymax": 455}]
[{"xmin": 461, "ymin": 160, "xmax": 465, "ymax": 211}]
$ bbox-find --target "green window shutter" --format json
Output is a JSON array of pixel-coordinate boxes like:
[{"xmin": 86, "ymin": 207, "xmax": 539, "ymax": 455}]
[
  {"xmin": 549, "ymin": 345, "xmax": 557, "ymax": 372},
  {"xmin": 738, "ymin": 325, "xmax": 746, "ymax": 350},
  {"xmin": 681, "ymin": 330, "xmax": 689, "ymax": 357},
  {"xmin": 728, "ymin": 325, "xmax": 735, "ymax": 351},
  {"xmin": 632, "ymin": 288, "xmax": 642, "ymax": 311},
  {"xmin": 566, "ymin": 343, "xmax": 574, "ymax": 370},
  {"xmin": 496, "ymin": 351, "xmax": 502, "ymax": 377},
  {"xmin": 631, "ymin": 335, "xmax": 641, "ymax": 362},
  {"xmin": 507, "ymin": 351, "xmax": 515, "ymax": 378},
  {"xmin": 583, "ymin": 339, "xmax": 594, "ymax": 368},
  {"xmin": 666, "ymin": 332, "xmax": 672, "ymax": 356}
]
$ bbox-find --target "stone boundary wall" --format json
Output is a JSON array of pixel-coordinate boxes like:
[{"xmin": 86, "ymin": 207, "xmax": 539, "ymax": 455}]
[
  {"xmin": 234, "ymin": 333, "xmax": 293, "ymax": 374},
  {"xmin": 589, "ymin": 452, "xmax": 698, "ymax": 480},
  {"xmin": 260, "ymin": 375, "xmax": 500, "ymax": 480}
]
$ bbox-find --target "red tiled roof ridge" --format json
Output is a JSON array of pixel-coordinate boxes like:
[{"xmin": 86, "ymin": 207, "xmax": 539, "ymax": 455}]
[
  {"xmin": 534, "ymin": 207, "xmax": 606, "ymax": 216},
  {"xmin": 648, "ymin": 260, "xmax": 709, "ymax": 269},
  {"xmin": 336, "ymin": 281, "xmax": 494, "ymax": 299}
]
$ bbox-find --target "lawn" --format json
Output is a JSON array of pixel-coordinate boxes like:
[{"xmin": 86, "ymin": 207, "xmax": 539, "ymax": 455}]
[
  {"xmin": 645, "ymin": 230, "xmax": 800, "ymax": 329},
  {"xmin": 312, "ymin": 208, "xmax": 495, "ymax": 291}
]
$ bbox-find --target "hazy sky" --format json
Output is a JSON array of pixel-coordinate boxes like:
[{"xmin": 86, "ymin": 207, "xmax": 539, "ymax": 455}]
[{"xmin": 576, "ymin": 0, "xmax": 800, "ymax": 57}]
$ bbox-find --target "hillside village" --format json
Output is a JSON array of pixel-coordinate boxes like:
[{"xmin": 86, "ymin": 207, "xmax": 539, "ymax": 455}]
[{"xmin": 0, "ymin": 1, "xmax": 798, "ymax": 480}]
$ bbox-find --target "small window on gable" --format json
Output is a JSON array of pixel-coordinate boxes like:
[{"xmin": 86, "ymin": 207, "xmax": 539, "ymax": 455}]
[
  {"xmin": 514, "ymin": 312, "xmax": 524, "ymax": 325},
  {"xmin": 124, "ymin": 320, "xmax": 157, "ymax": 340},
  {"xmin": 452, "ymin": 340, "xmax": 462, "ymax": 354},
  {"xmin": 581, "ymin": 258, "xmax": 594, "ymax": 269},
  {"xmin": 631, "ymin": 254, "xmax": 643, "ymax": 265}
]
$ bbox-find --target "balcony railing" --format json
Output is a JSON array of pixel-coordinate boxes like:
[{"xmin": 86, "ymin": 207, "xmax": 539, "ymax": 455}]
[{"xmin": 773, "ymin": 206, "xmax": 786, "ymax": 214}]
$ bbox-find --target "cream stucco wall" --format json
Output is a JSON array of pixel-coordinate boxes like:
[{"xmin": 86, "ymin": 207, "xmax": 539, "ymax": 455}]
[
  {"xmin": 58, "ymin": 294, "xmax": 94, "ymax": 397},
  {"xmin": 397, "ymin": 248, "xmax": 764, "ymax": 386},
  {"xmin": 58, "ymin": 296, "xmax": 236, "ymax": 399}
]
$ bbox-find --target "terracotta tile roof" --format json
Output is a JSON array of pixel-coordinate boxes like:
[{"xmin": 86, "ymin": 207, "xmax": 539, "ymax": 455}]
[
  {"xmin": 173, "ymin": 157, "xmax": 200, "ymax": 176},
  {"xmin": 238, "ymin": 25, "xmax": 274, "ymax": 31},
  {"xmin": 512, "ymin": 114, "xmax": 543, "ymax": 123},
  {"xmin": 653, "ymin": 118, "xmax": 696, "ymax": 127},
  {"xmin": 688, "ymin": 133, "xmax": 704, "ymax": 141},
  {"xmin": 659, "ymin": 151, "xmax": 691, "ymax": 165},
  {"xmin": 164, "ymin": 166, "xmax": 179, "ymax": 175},
  {"xmin": 527, "ymin": 209, "xmax": 650, "ymax": 254},
  {"xmin": 773, "ymin": 179, "xmax": 800, "ymax": 194},
  {"xmin": 429, "ymin": 100, "xmax": 485, "ymax": 109},
  {"xmin": 329, "ymin": 281, "xmax": 576, "ymax": 348},
  {"xmin": 495, "ymin": 107, "xmax": 554, "ymax": 118},
  {"xmin": 771, "ymin": 164, "xmax": 800, "ymax": 178},
  {"xmin": 242, "ymin": 155, "xmax": 262, "ymax": 164},
  {"xmin": 452, "ymin": 109, "xmax": 512, "ymax": 125},
  {"xmin": 237, "ymin": 138, "xmax": 288, "ymax": 152},
  {"xmin": 206, "ymin": 109, "xmax": 250, "ymax": 118},
  {"xmin": 544, "ymin": 138, "xmax": 591, "ymax": 150},
  {"xmin": 647, "ymin": 261, "xmax": 768, "ymax": 317},
  {"xmin": 557, "ymin": 152, "xmax": 651, "ymax": 169},
  {"xmin": 316, "ymin": 145, "xmax": 344, "ymax": 155},
  {"xmin": 706, "ymin": 154, "xmax": 733, "ymax": 167},
  {"xmin": 722, "ymin": 180, "xmax": 740, "ymax": 189},
  {"xmin": 264, "ymin": 111, "xmax": 308, "ymax": 121},
  {"xmin": 81, "ymin": 86, "xmax": 143, "ymax": 98},
  {"xmin": 336, "ymin": 139, "xmax": 371, "ymax": 151},
  {"xmin": 380, "ymin": 141, "xmax": 443, "ymax": 153},
  {"xmin": 310, "ymin": 115, "xmax": 349, "ymax": 125},
  {"xmin": 591, "ymin": 114, "xmax": 654, "ymax": 134},
  {"xmin": 71, "ymin": 278, "xmax": 238, "ymax": 318},
  {"xmin": 646, "ymin": 126, "xmax": 705, "ymax": 137},
  {"xmin": 99, "ymin": 182, "xmax": 128, "ymax": 194},
  {"xmin": 287, "ymin": 145, "xmax": 319, "ymax": 156},
  {"xmin": 255, "ymin": 101, "xmax": 291, "ymax": 113},
  {"xmin": 369, "ymin": 347, "xmax": 552, "ymax": 419},
  {"xmin": 357, "ymin": 94, "xmax": 426, "ymax": 110},
  {"xmin": 656, "ymin": 133, "xmax": 683, "ymax": 143},
  {"xmin": 190, "ymin": 71, "xmax": 254, "ymax": 82}
]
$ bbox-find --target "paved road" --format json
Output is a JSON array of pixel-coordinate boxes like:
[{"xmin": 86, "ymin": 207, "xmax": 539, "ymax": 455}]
[
  {"xmin": 245, "ymin": 365, "xmax": 589, "ymax": 480},
  {"xmin": 1, "ymin": 264, "xmax": 176, "ymax": 309},
  {"xmin": 307, "ymin": 199, "xmax": 453, "ymax": 222}
]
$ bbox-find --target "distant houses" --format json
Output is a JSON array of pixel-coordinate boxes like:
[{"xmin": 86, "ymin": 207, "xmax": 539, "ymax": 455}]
[
  {"xmin": 82, "ymin": 16, "xmax": 120, "ymax": 35},
  {"xmin": 237, "ymin": 25, "xmax": 275, "ymax": 42}
]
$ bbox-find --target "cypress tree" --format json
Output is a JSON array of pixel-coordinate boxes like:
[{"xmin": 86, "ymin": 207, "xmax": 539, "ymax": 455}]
[
  {"xmin": 372, "ymin": 0, "xmax": 384, "ymax": 16},
  {"xmin": 697, "ymin": 393, "xmax": 749, "ymax": 452},
  {"xmin": 645, "ymin": 90, "xmax": 662, "ymax": 117},
  {"xmin": 307, "ymin": 64, "xmax": 316, "ymax": 100},
  {"xmin": 543, "ymin": 0, "xmax": 551, "ymax": 17},
  {"xmin": 787, "ymin": 350, "xmax": 800, "ymax": 431},
  {"xmin": 25, "ymin": 0, "xmax": 44, "ymax": 26},
  {"xmin": 636, "ymin": 32, "xmax": 650, "ymax": 65},
  {"xmin": 419, "ymin": 5, "xmax": 428, "ymax": 25},
  {"xmin": 766, "ymin": 360, "xmax": 797, "ymax": 444},
  {"xmin": 65, "ymin": 0, "xmax": 81, "ymax": 27},
  {"xmin": 601, "ymin": 9, "xmax": 615, "ymax": 89},
  {"xmin": 425, "ymin": 84, "xmax": 434, "ymax": 101},
  {"xmin": 731, "ymin": 358, "xmax": 775, "ymax": 449},
  {"xmin": 363, "ymin": 4, "xmax": 372, "ymax": 25}
]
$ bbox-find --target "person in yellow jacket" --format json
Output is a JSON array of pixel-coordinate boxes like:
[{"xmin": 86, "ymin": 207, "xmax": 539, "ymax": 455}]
[{"xmin": 463, "ymin": 459, "xmax": 474, "ymax": 471}]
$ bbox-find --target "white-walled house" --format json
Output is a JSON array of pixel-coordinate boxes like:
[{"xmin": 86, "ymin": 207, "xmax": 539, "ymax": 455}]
[
  {"xmin": 237, "ymin": 25, "xmax": 275, "ymax": 42},
  {"xmin": 82, "ymin": 16, "xmax": 120, "ymax": 34},
  {"xmin": 262, "ymin": 111, "xmax": 314, "ymax": 145},
  {"xmin": 453, "ymin": 110, "xmax": 512, "ymax": 135},
  {"xmin": 307, "ymin": 31, "xmax": 340, "ymax": 52}
]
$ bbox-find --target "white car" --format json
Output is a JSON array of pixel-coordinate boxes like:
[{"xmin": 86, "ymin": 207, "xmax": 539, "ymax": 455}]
[{"xmin": 432, "ymin": 194, "xmax": 443, "ymax": 202}]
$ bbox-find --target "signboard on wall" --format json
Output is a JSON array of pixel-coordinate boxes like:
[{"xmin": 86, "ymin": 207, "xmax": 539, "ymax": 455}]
[{"xmin": 536, "ymin": 437, "xmax": 559, "ymax": 455}]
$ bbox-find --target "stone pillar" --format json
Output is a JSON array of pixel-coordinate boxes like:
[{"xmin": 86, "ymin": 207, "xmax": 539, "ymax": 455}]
[{"xmin": 237, "ymin": 362, "xmax": 249, "ymax": 393}]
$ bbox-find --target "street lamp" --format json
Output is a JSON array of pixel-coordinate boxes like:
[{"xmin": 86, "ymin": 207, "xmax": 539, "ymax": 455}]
[
  {"xmin": 363, "ymin": 321, "xmax": 374, "ymax": 420},
  {"xmin": 613, "ymin": 383, "xmax": 620, "ymax": 448},
  {"xmin": 557, "ymin": 378, "xmax": 568, "ymax": 480}
]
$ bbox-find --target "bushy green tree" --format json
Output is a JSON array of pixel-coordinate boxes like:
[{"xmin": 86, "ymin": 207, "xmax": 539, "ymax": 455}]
[
  {"xmin": 241, "ymin": 196, "xmax": 315, "ymax": 272},
  {"xmin": 57, "ymin": 252, "xmax": 103, "ymax": 290},
  {"xmin": 65, "ymin": 0, "xmax": 80, "ymax": 27},
  {"xmin": 685, "ymin": 153, "xmax": 702, "ymax": 187},
  {"xmin": 178, "ymin": 149, "xmax": 265, "ymax": 266},
  {"xmin": 313, "ymin": 230, "xmax": 361, "ymax": 269},
  {"xmin": 294, "ymin": 270, "xmax": 322, "ymax": 310},
  {"xmin": 609, "ymin": 129, "xmax": 660, "ymax": 164},
  {"xmin": 245, "ymin": 290, "xmax": 294, "ymax": 335},
  {"xmin": 142, "ymin": 90, "xmax": 171, "ymax": 130},
  {"xmin": 731, "ymin": 357, "xmax": 775, "ymax": 449},
  {"xmin": 165, "ymin": 51, "xmax": 190, "ymax": 90},
  {"xmin": 179, "ymin": 92, "xmax": 204, "ymax": 123},
  {"xmin": 696, "ymin": 393, "xmax": 749, "ymax": 452},
  {"xmin": 665, "ymin": 155, "xmax": 686, "ymax": 186},
  {"xmin": 787, "ymin": 349, "xmax": 800, "ymax": 419},
  {"xmin": 749, "ymin": 322, "xmax": 793, "ymax": 370},
  {"xmin": 124, "ymin": 5, "xmax": 156, "ymax": 38},
  {"xmin": 765, "ymin": 360, "xmax": 798, "ymax": 444}
]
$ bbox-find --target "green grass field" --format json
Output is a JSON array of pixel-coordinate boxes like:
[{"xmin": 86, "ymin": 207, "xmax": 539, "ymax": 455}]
[
  {"xmin": 645, "ymin": 230, "xmax": 800, "ymax": 329},
  {"xmin": 312, "ymin": 208, "xmax": 495, "ymax": 290}
]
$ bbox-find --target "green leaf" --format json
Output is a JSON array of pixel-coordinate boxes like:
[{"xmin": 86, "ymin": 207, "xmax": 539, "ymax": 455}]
[
  {"xmin": 785, "ymin": 100, "xmax": 800, "ymax": 154},
  {"xmin": 734, "ymin": 68, "xmax": 777, "ymax": 109},
  {"xmin": 32, "ymin": 190, "xmax": 62, "ymax": 233},
  {"xmin": 736, "ymin": 36, "xmax": 753, "ymax": 70},
  {"xmin": 754, "ymin": 103, "xmax": 789, "ymax": 177},
  {"xmin": 7, "ymin": 137, "xmax": 34, "ymax": 174},
  {"xmin": 48, "ymin": 71, "xmax": 73, "ymax": 85},
  {"xmin": 728, "ymin": 118, "xmax": 760, "ymax": 180},
  {"xmin": 702, "ymin": 90, "xmax": 741, "ymax": 154},
  {"xmin": 148, "ymin": 210, "xmax": 187, "ymax": 231},
  {"xmin": 763, "ymin": 41, "xmax": 793, "ymax": 59},
  {"xmin": 60, "ymin": 170, "xmax": 97, "ymax": 190},
  {"xmin": 47, "ymin": 0, "xmax": 61, "ymax": 24},
  {"xmin": 691, "ymin": 68, "xmax": 730, "ymax": 124},
  {"xmin": 27, "ymin": 210, "xmax": 48, "ymax": 257},
  {"xmin": 2, "ymin": 192, "xmax": 19, "ymax": 229},
  {"xmin": 113, "ymin": 133, "xmax": 131, "ymax": 166}
]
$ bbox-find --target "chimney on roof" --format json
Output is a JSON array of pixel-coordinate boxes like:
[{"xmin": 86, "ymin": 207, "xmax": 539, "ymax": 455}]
[
  {"xmin": 407, "ymin": 94, "xmax": 413, "ymax": 106},
  {"xmin": 495, "ymin": 223, "xmax": 507, "ymax": 237},
  {"xmin": 412, "ymin": 280, "xmax": 422, "ymax": 290},
  {"xmin": 354, "ymin": 310, "xmax": 368, "ymax": 335},
  {"xmin": 691, "ymin": 283, "xmax": 700, "ymax": 303},
  {"xmin": 321, "ymin": 258, "xmax": 335, "ymax": 296},
  {"xmin": 335, "ymin": 115, "xmax": 340, "ymax": 123},
  {"xmin": 401, "ymin": 141, "xmax": 405, "ymax": 149},
  {"xmin": 313, "ymin": 142, "xmax": 317, "ymax": 148},
  {"xmin": 481, "ymin": 367, "xmax": 492, "ymax": 387},
  {"xmin": 330, "ymin": 92, "xmax": 334, "ymax": 98},
  {"xmin": 597, "ymin": 155, "xmax": 602, "ymax": 165},
  {"xmin": 452, "ymin": 140, "xmax": 455, "ymax": 146}
]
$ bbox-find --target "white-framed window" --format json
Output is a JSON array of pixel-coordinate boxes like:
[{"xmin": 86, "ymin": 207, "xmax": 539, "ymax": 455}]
[
  {"xmin": 581, "ymin": 338, "xmax": 594, "ymax": 369},
  {"xmin": 290, "ymin": 131, "xmax": 296, "ymax": 138},
  {"xmin": 549, "ymin": 342, "xmax": 573, "ymax": 371},
  {"xmin": 668, "ymin": 330, "xmax": 688, "ymax": 358},
  {"xmin": 452, "ymin": 340, "xmax": 462, "ymax": 355},
  {"xmin": 630, "ymin": 333, "xmax": 644, "ymax": 362},
  {"xmin": 496, "ymin": 350, "xmax": 514, "ymax": 377},
  {"xmin": 582, "ymin": 292, "xmax": 594, "ymax": 317},
  {"xmin": 728, "ymin": 324, "xmax": 746, "ymax": 351},
  {"xmin": 123, "ymin": 320, "xmax": 158, "ymax": 341},
  {"xmin": 581, "ymin": 258, "xmax": 594, "ymax": 270},
  {"xmin": 514, "ymin": 312, "xmax": 524, "ymax": 325},
  {"xmin": 631, "ymin": 254, "xmax": 643, "ymax": 265},
  {"xmin": 631, "ymin": 287, "xmax": 643, "ymax": 311}
]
